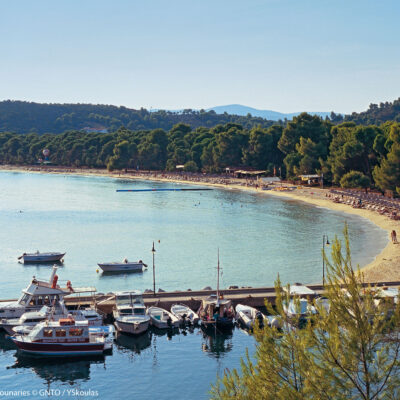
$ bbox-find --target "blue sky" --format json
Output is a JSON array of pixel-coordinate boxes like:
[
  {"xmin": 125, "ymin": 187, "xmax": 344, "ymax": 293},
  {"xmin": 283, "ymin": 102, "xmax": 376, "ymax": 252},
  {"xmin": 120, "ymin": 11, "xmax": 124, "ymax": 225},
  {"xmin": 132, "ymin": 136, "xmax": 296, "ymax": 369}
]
[{"xmin": 1, "ymin": 0, "xmax": 399, "ymax": 113}]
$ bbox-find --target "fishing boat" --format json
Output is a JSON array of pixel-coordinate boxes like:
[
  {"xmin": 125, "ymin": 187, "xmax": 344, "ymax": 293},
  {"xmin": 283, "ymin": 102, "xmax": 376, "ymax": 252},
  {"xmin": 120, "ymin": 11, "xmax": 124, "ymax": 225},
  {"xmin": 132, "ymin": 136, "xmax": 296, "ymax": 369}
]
[
  {"xmin": 98, "ymin": 259, "xmax": 147, "ymax": 273},
  {"xmin": 170, "ymin": 304, "xmax": 199, "ymax": 325},
  {"xmin": 113, "ymin": 291, "xmax": 150, "ymax": 335},
  {"xmin": 10, "ymin": 317, "xmax": 113, "ymax": 356},
  {"xmin": 199, "ymin": 296, "xmax": 234, "ymax": 332},
  {"xmin": 235, "ymin": 304, "xmax": 281, "ymax": 330},
  {"xmin": 147, "ymin": 306, "xmax": 180, "ymax": 329},
  {"xmin": 18, "ymin": 251, "xmax": 65, "ymax": 263},
  {"xmin": 198, "ymin": 250, "xmax": 234, "ymax": 332}
]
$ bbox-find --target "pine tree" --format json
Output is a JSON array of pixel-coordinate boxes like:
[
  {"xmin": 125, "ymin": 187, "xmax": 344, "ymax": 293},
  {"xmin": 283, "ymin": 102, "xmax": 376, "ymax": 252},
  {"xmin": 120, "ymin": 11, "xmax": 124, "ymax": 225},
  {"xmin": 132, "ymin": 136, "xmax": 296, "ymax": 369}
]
[{"xmin": 211, "ymin": 225, "xmax": 400, "ymax": 400}]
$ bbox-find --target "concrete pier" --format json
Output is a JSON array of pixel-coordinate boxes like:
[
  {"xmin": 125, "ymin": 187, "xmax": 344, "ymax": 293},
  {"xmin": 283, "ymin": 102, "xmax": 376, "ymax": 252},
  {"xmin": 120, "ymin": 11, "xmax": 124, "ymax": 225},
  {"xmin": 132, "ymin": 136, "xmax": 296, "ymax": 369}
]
[{"xmin": 62, "ymin": 280, "xmax": 400, "ymax": 316}]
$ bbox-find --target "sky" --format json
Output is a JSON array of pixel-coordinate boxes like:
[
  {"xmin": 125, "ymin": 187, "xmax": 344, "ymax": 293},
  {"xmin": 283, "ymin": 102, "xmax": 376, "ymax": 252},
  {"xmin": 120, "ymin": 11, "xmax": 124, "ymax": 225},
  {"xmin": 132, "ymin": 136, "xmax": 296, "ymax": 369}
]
[{"xmin": 1, "ymin": 0, "xmax": 399, "ymax": 114}]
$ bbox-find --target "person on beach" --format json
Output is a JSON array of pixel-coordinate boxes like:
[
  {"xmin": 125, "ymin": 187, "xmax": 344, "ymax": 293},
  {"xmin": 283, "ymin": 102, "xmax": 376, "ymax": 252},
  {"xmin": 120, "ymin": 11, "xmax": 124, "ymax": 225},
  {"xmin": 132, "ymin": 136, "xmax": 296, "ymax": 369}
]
[{"xmin": 391, "ymin": 230, "xmax": 398, "ymax": 244}]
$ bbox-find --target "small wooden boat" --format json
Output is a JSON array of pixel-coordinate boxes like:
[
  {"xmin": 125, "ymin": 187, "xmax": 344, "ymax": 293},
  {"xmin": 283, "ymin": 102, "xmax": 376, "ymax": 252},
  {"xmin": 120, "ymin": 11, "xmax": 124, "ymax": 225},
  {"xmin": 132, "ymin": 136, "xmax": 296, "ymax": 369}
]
[
  {"xmin": 170, "ymin": 304, "xmax": 199, "ymax": 325},
  {"xmin": 235, "ymin": 304, "xmax": 281, "ymax": 330},
  {"xmin": 18, "ymin": 251, "xmax": 65, "ymax": 263},
  {"xmin": 198, "ymin": 250, "xmax": 234, "ymax": 333},
  {"xmin": 147, "ymin": 306, "xmax": 180, "ymax": 329},
  {"xmin": 98, "ymin": 259, "xmax": 147, "ymax": 273},
  {"xmin": 10, "ymin": 317, "xmax": 112, "ymax": 356},
  {"xmin": 198, "ymin": 296, "xmax": 235, "ymax": 332}
]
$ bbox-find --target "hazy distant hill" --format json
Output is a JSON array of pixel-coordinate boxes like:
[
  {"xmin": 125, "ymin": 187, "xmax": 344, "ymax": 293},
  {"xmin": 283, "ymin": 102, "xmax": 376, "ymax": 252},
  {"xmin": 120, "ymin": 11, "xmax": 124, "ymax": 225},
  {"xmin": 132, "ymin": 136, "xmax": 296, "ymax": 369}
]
[{"xmin": 207, "ymin": 104, "xmax": 331, "ymax": 121}]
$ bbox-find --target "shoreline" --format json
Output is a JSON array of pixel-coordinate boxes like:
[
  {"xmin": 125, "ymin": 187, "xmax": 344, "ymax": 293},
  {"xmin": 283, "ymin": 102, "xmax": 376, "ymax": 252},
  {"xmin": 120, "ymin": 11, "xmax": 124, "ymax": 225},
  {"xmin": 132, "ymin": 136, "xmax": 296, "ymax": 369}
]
[{"xmin": 2, "ymin": 165, "xmax": 400, "ymax": 283}]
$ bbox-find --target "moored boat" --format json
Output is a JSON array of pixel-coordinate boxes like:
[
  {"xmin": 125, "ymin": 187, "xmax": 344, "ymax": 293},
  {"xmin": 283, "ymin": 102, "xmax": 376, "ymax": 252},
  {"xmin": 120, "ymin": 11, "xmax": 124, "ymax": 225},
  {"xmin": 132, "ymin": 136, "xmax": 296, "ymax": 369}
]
[
  {"xmin": 113, "ymin": 291, "xmax": 150, "ymax": 335},
  {"xmin": 18, "ymin": 251, "xmax": 65, "ymax": 263},
  {"xmin": 147, "ymin": 306, "xmax": 180, "ymax": 329},
  {"xmin": 0, "ymin": 266, "xmax": 70, "ymax": 320},
  {"xmin": 198, "ymin": 296, "xmax": 235, "ymax": 332},
  {"xmin": 10, "ymin": 317, "xmax": 112, "ymax": 356},
  {"xmin": 235, "ymin": 304, "xmax": 281, "ymax": 330},
  {"xmin": 98, "ymin": 259, "xmax": 147, "ymax": 273},
  {"xmin": 170, "ymin": 304, "xmax": 199, "ymax": 325},
  {"xmin": 3, "ymin": 303, "xmax": 103, "ymax": 336},
  {"xmin": 198, "ymin": 250, "xmax": 234, "ymax": 332}
]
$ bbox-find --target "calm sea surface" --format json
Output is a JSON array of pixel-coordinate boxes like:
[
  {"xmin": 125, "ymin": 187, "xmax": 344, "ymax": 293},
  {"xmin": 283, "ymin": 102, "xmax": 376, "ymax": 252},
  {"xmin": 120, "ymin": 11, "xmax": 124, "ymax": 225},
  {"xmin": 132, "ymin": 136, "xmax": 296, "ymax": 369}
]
[{"xmin": 0, "ymin": 171, "xmax": 388, "ymax": 399}]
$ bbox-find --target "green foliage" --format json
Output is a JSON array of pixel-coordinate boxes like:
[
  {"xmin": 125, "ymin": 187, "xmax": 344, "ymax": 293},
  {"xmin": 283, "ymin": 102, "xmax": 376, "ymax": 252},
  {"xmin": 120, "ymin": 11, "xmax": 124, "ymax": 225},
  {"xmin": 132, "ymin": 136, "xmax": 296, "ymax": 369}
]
[
  {"xmin": 278, "ymin": 113, "xmax": 331, "ymax": 178},
  {"xmin": 183, "ymin": 160, "xmax": 198, "ymax": 172},
  {"xmin": 346, "ymin": 98, "xmax": 400, "ymax": 125},
  {"xmin": 340, "ymin": 170, "xmax": 371, "ymax": 189},
  {"xmin": 211, "ymin": 226, "xmax": 400, "ymax": 400},
  {"xmin": 373, "ymin": 124, "xmax": 400, "ymax": 194},
  {"xmin": 0, "ymin": 101, "xmax": 277, "ymax": 134}
]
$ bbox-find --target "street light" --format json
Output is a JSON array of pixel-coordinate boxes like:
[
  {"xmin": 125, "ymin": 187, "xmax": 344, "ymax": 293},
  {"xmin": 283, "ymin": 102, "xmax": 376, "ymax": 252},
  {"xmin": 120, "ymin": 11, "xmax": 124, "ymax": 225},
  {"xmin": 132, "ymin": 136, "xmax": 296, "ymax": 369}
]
[
  {"xmin": 322, "ymin": 235, "xmax": 330, "ymax": 286},
  {"xmin": 152, "ymin": 242, "xmax": 156, "ymax": 297}
]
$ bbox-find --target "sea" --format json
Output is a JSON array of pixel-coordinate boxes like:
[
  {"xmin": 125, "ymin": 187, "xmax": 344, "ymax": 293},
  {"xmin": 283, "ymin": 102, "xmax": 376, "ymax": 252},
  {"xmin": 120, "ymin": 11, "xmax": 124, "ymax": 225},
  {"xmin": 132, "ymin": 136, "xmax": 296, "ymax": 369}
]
[{"xmin": 0, "ymin": 171, "xmax": 388, "ymax": 399}]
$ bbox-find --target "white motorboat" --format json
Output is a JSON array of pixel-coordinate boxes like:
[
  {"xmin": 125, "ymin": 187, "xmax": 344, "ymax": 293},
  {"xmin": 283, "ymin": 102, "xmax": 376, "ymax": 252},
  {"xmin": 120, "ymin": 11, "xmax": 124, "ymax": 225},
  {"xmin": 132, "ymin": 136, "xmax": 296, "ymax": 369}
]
[
  {"xmin": 18, "ymin": 251, "xmax": 65, "ymax": 263},
  {"xmin": 147, "ymin": 306, "xmax": 180, "ymax": 329},
  {"xmin": 1, "ymin": 299, "xmax": 103, "ymax": 335},
  {"xmin": 0, "ymin": 266, "xmax": 98, "ymax": 323},
  {"xmin": 113, "ymin": 291, "xmax": 150, "ymax": 335},
  {"xmin": 98, "ymin": 259, "xmax": 147, "ymax": 273},
  {"xmin": 235, "ymin": 304, "xmax": 281, "ymax": 330},
  {"xmin": 0, "ymin": 266, "xmax": 70, "ymax": 320},
  {"xmin": 283, "ymin": 298, "xmax": 317, "ymax": 320},
  {"xmin": 10, "ymin": 317, "xmax": 112, "ymax": 356},
  {"xmin": 170, "ymin": 304, "xmax": 199, "ymax": 325},
  {"xmin": 282, "ymin": 284, "xmax": 317, "ymax": 323}
]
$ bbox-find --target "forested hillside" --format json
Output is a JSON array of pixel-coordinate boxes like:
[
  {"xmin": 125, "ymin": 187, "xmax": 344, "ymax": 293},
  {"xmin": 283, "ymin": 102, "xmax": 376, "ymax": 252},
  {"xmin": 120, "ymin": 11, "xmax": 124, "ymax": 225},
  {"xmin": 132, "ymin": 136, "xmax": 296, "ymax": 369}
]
[
  {"xmin": 0, "ymin": 101, "xmax": 276, "ymax": 134},
  {"xmin": 346, "ymin": 98, "xmax": 400, "ymax": 125}
]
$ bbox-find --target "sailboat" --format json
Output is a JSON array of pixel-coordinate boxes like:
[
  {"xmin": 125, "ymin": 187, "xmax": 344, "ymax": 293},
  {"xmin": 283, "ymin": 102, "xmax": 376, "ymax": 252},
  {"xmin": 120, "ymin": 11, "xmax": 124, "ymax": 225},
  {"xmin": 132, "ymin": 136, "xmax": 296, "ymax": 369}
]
[{"xmin": 198, "ymin": 250, "xmax": 234, "ymax": 333}]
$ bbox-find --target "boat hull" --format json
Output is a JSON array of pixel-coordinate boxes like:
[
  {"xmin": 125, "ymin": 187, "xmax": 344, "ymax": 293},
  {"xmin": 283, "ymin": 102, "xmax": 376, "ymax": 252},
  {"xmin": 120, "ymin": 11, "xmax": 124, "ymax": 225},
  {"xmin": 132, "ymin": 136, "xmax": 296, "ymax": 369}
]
[
  {"xmin": 114, "ymin": 319, "xmax": 150, "ymax": 335},
  {"xmin": 22, "ymin": 253, "xmax": 65, "ymax": 263},
  {"xmin": 11, "ymin": 339, "xmax": 105, "ymax": 356},
  {"xmin": 201, "ymin": 318, "xmax": 234, "ymax": 333},
  {"xmin": 98, "ymin": 263, "xmax": 144, "ymax": 273}
]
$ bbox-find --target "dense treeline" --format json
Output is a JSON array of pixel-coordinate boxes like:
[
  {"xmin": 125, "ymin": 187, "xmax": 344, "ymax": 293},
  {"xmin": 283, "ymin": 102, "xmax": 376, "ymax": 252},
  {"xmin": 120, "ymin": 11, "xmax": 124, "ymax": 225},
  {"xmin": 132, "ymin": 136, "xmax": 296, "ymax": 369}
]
[
  {"xmin": 0, "ymin": 101, "xmax": 277, "ymax": 134},
  {"xmin": 345, "ymin": 97, "xmax": 400, "ymax": 125},
  {"xmin": 1, "ymin": 112, "xmax": 400, "ymax": 194}
]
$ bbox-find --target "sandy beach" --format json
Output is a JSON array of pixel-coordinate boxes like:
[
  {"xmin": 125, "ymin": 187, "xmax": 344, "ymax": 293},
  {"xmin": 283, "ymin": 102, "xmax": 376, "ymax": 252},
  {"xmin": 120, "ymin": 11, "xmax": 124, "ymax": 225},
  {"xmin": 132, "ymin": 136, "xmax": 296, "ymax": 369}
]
[{"xmin": 2, "ymin": 165, "xmax": 399, "ymax": 283}]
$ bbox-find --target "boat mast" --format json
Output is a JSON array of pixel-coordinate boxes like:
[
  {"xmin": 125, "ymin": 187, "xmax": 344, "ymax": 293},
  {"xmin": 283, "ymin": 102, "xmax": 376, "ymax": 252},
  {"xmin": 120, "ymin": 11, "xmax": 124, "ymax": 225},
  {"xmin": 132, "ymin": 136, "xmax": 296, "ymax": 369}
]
[{"xmin": 217, "ymin": 248, "xmax": 220, "ymax": 299}]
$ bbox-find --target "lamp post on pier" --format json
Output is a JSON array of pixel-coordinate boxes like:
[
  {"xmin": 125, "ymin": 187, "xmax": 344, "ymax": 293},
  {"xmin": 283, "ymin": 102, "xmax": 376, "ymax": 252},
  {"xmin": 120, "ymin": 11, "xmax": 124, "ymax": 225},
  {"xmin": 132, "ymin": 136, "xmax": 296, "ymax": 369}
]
[
  {"xmin": 322, "ymin": 234, "xmax": 330, "ymax": 286},
  {"xmin": 152, "ymin": 242, "xmax": 156, "ymax": 297}
]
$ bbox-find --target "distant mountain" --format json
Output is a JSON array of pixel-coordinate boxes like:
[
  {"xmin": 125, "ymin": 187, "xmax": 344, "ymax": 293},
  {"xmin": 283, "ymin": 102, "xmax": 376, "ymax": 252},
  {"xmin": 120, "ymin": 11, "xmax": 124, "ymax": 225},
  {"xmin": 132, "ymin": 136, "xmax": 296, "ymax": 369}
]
[{"xmin": 207, "ymin": 104, "xmax": 331, "ymax": 121}]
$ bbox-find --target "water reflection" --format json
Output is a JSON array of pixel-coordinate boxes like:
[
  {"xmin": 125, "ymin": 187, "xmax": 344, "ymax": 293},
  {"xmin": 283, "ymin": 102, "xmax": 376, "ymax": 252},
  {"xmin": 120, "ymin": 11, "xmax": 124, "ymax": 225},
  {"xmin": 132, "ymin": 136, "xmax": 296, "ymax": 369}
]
[
  {"xmin": 115, "ymin": 331, "xmax": 152, "ymax": 354},
  {"xmin": 8, "ymin": 356, "xmax": 106, "ymax": 384},
  {"xmin": 0, "ymin": 332, "xmax": 17, "ymax": 352},
  {"xmin": 201, "ymin": 329, "xmax": 234, "ymax": 359}
]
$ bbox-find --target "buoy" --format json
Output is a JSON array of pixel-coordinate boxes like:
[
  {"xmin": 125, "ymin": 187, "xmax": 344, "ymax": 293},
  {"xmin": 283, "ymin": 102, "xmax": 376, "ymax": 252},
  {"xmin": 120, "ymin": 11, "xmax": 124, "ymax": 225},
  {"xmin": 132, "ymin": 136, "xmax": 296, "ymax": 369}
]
[{"xmin": 96, "ymin": 269, "xmax": 99, "ymax": 273}]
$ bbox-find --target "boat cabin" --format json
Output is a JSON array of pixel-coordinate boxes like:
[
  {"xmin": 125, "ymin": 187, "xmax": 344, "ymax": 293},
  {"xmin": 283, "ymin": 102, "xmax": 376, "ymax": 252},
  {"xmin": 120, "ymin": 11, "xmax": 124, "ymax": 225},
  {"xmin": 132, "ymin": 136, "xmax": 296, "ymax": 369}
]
[
  {"xmin": 28, "ymin": 318, "xmax": 90, "ymax": 342},
  {"xmin": 115, "ymin": 291, "xmax": 145, "ymax": 308},
  {"xmin": 200, "ymin": 297, "xmax": 234, "ymax": 321}
]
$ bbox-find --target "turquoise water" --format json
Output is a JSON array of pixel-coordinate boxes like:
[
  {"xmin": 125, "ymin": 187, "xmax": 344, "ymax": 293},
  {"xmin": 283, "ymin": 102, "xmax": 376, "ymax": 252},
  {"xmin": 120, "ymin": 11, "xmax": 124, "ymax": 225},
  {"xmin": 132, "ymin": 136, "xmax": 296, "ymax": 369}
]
[
  {"xmin": 0, "ymin": 171, "xmax": 388, "ymax": 399},
  {"xmin": 0, "ymin": 171, "xmax": 387, "ymax": 297}
]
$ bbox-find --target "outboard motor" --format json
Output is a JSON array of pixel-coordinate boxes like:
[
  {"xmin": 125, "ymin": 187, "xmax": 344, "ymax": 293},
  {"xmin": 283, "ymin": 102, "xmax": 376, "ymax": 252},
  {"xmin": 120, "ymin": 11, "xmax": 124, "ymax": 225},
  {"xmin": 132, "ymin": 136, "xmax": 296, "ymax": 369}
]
[{"xmin": 256, "ymin": 311, "xmax": 264, "ymax": 328}]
